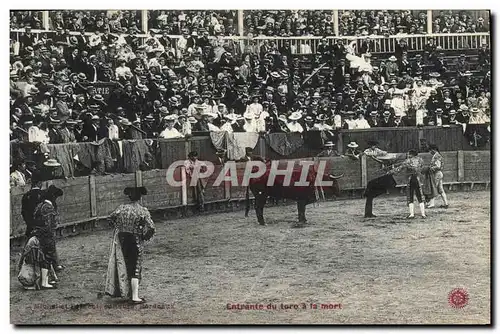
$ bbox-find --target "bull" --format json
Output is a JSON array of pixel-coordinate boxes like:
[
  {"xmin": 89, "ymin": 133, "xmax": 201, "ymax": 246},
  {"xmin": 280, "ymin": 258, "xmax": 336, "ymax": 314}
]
[{"xmin": 244, "ymin": 161, "xmax": 343, "ymax": 227}]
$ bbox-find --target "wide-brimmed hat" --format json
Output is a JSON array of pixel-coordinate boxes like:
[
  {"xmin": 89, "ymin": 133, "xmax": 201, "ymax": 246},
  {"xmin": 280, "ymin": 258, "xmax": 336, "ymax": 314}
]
[
  {"xmin": 93, "ymin": 94, "xmax": 104, "ymax": 102},
  {"xmin": 288, "ymin": 111, "xmax": 302, "ymax": 121},
  {"xmin": 324, "ymin": 141, "xmax": 335, "ymax": 147},
  {"xmin": 316, "ymin": 114, "xmax": 328, "ymax": 121},
  {"xmin": 471, "ymin": 108, "xmax": 479, "ymax": 113},
  {"xmin": 43, "ymin": 159, "xmax": 61, "ymax": 167},
  {"xmin": 435, "ymin": 108, "xmax": 443, "ymax": 114},
  {"xmin": 202, "ymin": 112, "xmax": 218, "ymax": 119},
  {"xmin": 168, "ymin": 96, "xmax": 180, "ymax": 105},
  {"xmin": 382, "ymin": 111, "xmax": 391, "ymax": 116},
  {"xmin": 163, "ymin": 114, "xmax": 178, "ymax": 122},
  {"xmin": 91, "ymin": 115, "xmax": 100, "ymax": 120},
  {"xmin": 77, "ymin": 73, "xmax": 87, "ymax": 80},
  {"xmin": 137, "ymin": 84, "xmax": 149, "ymax": 92},
  {"xmin": 384, "ymin": 99, "xmax": 392, "ymax": 105},
  {"xmin": 459, "ymin": 104, "xmax": 468, "ymax": 111},
  {"xmin": 188, "ymin": 116, "xmax": 198, "ymax": 124},
  {"xmin": 388, "ymin": 56, "xmax": 397, "ymax": 62},
  {"xmin": 347, "ymin": 142, "xmax": 359, "ymax": 148},
  {"xmin": 448, "ymin": 109, "xmax": 457, "ymax": 115}
]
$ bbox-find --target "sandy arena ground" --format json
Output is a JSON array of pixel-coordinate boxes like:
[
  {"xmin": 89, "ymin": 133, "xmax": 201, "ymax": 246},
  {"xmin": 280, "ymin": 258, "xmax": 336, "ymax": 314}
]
[{"xmin": 10, "ymin": 191, "xmax": 490, "ymax": 325}]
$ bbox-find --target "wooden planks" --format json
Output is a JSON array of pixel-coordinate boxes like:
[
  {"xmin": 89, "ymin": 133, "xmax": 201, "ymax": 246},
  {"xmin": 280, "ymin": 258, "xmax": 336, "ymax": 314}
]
[
  {"xmin": 9, "ymin": 150, "xmax": 491, "ymax": 238},
  {"xmin": 95, "ymin": 174, "xmax": 136, "ymax": 217}
]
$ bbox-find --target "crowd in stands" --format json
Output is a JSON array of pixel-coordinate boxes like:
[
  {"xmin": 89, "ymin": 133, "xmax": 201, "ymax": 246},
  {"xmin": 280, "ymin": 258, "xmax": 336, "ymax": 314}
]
[
  {"xmin": 339, "ymin": 10, "xmax": 490, "ymax": 36},
  {"xmin": 8, "ymin": 10, "xmax": 492, "ymax": 187},
  {"xmin": 11, "ymin": 10, "xmax": 490, "ymax": 36},
  {"xmin": 9, "ymin": 13, "xmax": 491, "ymax": 144},
  {"xmin": 243, "ymin": 10, "xmax": 335, "ymax": 37}
]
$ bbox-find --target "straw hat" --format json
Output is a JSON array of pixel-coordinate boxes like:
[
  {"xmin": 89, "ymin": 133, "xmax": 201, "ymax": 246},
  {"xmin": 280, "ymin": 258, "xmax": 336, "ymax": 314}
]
[
  {"xmin": 324, "ymin": 141, "xmax": 335, "ymax": 147},
  {"xmin": 288, "ymin": 111, "xmax": 302, "ymax": 121},
  {"xmin": 163, "ymin": 114, "xmax": 178, "ymax": 121},
  {"xmin": 347, "ymin": 142, "xmax": 359, "ymax": 149},
  {"xmin": 43, "ymin": 159, "xmax": 61, "ymax": 167}
]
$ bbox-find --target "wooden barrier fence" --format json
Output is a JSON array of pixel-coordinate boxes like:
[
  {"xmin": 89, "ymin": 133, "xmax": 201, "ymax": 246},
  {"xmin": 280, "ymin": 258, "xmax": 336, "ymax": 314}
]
[{"xmin": 10, "ymin": 150, "xmax": 490, "ymax": 240}]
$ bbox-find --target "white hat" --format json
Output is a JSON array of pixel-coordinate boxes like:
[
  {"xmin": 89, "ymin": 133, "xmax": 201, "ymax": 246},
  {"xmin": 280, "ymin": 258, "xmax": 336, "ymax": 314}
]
[
  {"xmin": 384, "ymin": 100, "xmax": 392, "ymax": 105},
  {"xmin": 164, "ymin": 114, "xmax": 178, "ymax": 121},
  {"xmin": 44, "ymin": 159, "xmax": 61, "ymax": 167},
  {"xmin": 324, "ymin": 141, "xmax": 335, "ymax": 147},
  {"xmin": 388, "ymin": 56, "xmax": 397, "ymax": 62},
  {"xmin": 313, "ymin": 92, "xmax": 321, "ymax": 98},
  {"xmin": 91, "ymin": 115, "xmax": 100, "ymax": 120},
  {"xmin": 444, "ymin": 98, "xmax": 452, "ymax": 104},
  {"xmin": 188, "ymin": 116, "xmax": 198, "ymax": 124},
  {"xmin": 202, "ymin": 112, "xmax": 218, "ymax": 119},
  {"xmin": 347, "ymin": 142, "xmax": 359, "ymax": 148},
  {"xmin": 288, "ymin": 111, "xmax": 302, "ymax": 121},
  {"xmin": 278, "ymin": 114, "xmax": 288, "ymax": 122}
]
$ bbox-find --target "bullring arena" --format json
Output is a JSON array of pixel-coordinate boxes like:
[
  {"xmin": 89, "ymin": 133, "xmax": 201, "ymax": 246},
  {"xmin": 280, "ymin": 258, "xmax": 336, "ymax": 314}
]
[
  {"xmin": 10, "ymin": 151, "xmax": 490, "ymax": 324},
  {"xmin": 9, "ymin": 9, "xmax": 491, "ymax": 325}
]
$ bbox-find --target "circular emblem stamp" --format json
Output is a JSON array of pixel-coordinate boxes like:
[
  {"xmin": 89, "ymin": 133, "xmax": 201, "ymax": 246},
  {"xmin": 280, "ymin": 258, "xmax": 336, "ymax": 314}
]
[{"xmin": 448, "ymin": 288, "xmax": 469, "ymax": 308}]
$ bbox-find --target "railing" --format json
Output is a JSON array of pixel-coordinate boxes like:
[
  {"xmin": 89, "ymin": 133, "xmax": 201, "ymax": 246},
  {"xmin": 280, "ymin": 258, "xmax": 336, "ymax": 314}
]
[
  {"xmin": 10, "ymin": 28, "xmax": 490, "ymax": 55},
  {"xmin": 10, "ymin": 126, "xmax": 484, "ymax": 182}
]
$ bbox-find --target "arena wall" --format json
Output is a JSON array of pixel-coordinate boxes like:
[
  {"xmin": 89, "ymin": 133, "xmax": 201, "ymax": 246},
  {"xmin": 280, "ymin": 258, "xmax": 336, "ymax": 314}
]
[{"xmin": 10, "ymin": 150, "xmax": 490, "ymax": 240}]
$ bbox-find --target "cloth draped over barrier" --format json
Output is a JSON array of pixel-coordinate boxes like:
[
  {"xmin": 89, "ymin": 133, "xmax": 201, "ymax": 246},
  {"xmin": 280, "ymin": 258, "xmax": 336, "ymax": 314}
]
[
  {"xmin": 210, "ymin": 132, "xmax": 260, "ymax": 160},
  {"xmin": 121, "ymin": 140, "xmax": 149, "ymax": 173},
  {"xmin": 266, "ymin": 133, "xmax": 304, "ymax": 156}
]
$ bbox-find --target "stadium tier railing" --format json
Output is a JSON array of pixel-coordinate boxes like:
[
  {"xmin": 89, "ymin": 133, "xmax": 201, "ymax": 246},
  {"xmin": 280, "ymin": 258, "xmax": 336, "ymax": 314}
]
[
  {"xmin": 10, "ymin": 29, "xmax": 490, "ymax": 55},
  {"xmin": 10, "ymin": 149, "xmax": 490, "ymax": 241}
]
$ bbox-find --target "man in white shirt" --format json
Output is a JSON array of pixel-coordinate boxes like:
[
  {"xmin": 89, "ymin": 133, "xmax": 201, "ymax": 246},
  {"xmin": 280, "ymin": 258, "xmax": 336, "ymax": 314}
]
[
  {"xmin": 159, "ymin": 115, "xmax": 184, "ymax": 139},
  {"xmin": 354, "ymin": 112, "xmax": 371, "ymax": 129},
  {"xmin": 10, "ymin": 160, "xmax": 27, "ymax": 187},
  {"xmin": 343, "ymin": 111, "xmax": 357, "ymax": 129},
  {"xmin": 108, "ymin": 118, "xmax": 120, "ymax": 140}
]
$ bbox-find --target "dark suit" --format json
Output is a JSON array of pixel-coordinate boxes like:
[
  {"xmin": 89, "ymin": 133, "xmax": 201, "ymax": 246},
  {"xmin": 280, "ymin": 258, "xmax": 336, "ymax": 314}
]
[
  {"xmin": 82, "ymin": 123, "xmax": 99, "ymax": 142},
  {"xmin": 21, "ymin": 188, "xmax": 44, "ymax": 237}
]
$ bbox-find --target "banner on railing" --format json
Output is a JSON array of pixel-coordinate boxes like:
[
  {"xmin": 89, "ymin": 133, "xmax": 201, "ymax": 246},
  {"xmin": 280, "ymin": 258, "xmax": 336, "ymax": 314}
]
[{"xmin": 94, "ymin": 82, "xmax": 118, "ymax": 100}]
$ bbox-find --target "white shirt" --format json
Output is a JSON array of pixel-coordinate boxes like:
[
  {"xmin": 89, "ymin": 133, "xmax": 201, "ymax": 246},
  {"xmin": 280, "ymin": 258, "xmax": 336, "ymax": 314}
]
[
  {"xmin": 287, "ymin": 121, "xmax": 304, "ymax": 133},
  {"xmin": 108, "ymin": 124, "xmax": 119, "ymax": 140},
  {"xmin": 180, "ymin": 122, "xmax": 192, "ymax": 136},
  {"xmin": 115, "ymin": 66, "xmax": 132, "ymax": 79},
  {"xmin": 344, "ymin": 119, "xmax": 357, "ymax": 129},
  {"xmin": 246, "ymin": 103, "xmax": 263, "ymax": 115},
  {"xmin": 354, "ymin": 118, "xmax": 371, "ymax": 129},
  {"xmin": 333, "ymin": 115, "xmax": 342, "ymax": 128},
  {"xmin": 10, "ymin": 170, "xmax": 26, "ymax": 187},
  {"xmin": 159, "ymin": 127, "xmax": 184, "ymax": 139},
  {"xmin": 313, "ymin": 123, "xmax": 333, "ymax": 131}
]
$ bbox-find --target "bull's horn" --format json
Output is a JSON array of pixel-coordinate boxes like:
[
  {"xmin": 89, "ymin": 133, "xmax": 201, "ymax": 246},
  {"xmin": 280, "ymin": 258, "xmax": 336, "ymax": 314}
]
[{"xmin": 328, "ymin": 173, "xmax": 344, "ymax": 179}]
